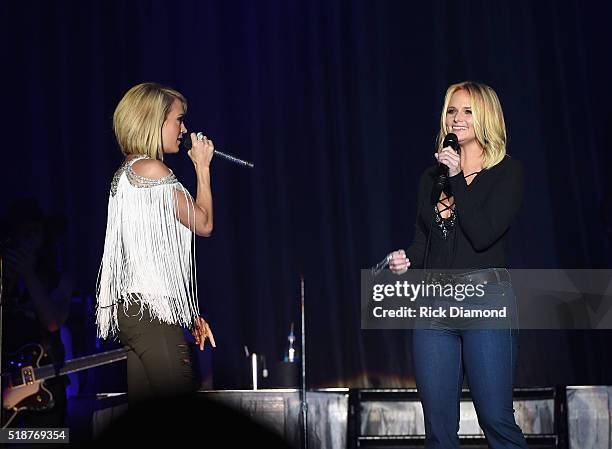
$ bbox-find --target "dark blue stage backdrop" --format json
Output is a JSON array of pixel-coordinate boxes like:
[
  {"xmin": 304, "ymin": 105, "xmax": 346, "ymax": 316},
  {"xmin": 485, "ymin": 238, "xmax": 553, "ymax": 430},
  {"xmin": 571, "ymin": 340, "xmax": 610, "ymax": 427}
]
[{"xmin": 2, "ymin": 0, "xmax": 611, "ymax": 389}]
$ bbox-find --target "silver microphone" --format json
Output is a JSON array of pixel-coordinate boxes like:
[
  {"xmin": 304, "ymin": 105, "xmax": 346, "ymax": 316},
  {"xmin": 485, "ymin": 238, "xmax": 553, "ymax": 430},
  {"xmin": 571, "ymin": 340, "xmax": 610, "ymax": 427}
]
[
  {"xmin": 371, "ymin": 253, "xmax": 392, "ymax": 276},
  {"xmin": 181, "ymin": 132, "xmax": 254, "ymax": 168}
]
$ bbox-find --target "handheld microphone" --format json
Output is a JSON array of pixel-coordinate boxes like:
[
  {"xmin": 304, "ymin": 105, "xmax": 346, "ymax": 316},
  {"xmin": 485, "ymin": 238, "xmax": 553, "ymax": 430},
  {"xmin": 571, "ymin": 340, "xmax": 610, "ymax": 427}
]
[
  {"xmin": 435, "ymin": 133, "xmax": 460, "ymax": 190},
  {"xmin": 371, "ymin": 253, "xmax": 392, "ymax": 276},
  {"xmin": 181, "ymin": 133, "xmax": 254, "ymax": 168},
  {"xmin": 443, "ymin": 132, "xmax": 460, "ymax": 153}
]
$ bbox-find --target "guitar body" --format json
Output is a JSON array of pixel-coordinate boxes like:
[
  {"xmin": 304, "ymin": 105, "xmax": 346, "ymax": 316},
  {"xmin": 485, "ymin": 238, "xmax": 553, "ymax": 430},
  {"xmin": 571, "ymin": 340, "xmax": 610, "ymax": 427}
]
[
  {"xmin": 1, "ymin": 343, "xmax": 127, "ymax": 428},
  {"xmin": 2, "ymin": 344, "xmax": 55, "ymax": 427},
  {"xmin": 3, "ymin": 379, "xmax": 53, "ymax": 410}
]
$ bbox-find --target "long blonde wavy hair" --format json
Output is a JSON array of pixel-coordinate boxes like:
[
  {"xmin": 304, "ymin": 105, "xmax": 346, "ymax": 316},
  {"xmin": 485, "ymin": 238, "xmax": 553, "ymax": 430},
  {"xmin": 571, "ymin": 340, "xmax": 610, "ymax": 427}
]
[{"xmin": 436, "ymin": 81, "xmax": 507, "ymax": 169}]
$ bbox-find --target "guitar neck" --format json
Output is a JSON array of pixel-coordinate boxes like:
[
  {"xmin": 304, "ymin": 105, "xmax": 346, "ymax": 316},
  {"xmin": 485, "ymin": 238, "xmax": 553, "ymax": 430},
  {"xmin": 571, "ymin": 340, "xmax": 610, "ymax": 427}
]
[{"xmin": 34, "ymin": 348, "xmax": 127, "ymax": 381}]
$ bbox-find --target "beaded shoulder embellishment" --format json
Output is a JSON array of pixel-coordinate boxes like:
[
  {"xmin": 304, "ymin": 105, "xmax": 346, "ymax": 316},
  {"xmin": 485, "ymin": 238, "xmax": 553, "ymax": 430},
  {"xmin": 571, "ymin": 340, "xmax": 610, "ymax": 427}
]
[
  {"xmin": 110, "ymin": 156, "xmax": 177, "ymax": 196},
  {"xmin": 125, "ymin": 166, "xmax": 177, "ymax": 189},
  {"xmin": 110, "ymin": 159, "xmax": 132, "ymax": 197}
]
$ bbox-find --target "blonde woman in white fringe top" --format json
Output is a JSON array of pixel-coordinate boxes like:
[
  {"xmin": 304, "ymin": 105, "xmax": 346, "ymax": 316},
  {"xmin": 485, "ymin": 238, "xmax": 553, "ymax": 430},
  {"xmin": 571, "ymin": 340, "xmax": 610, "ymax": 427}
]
[{"xmin": 96, "ymin": 83, "xmax": 216, "ymax": 403}]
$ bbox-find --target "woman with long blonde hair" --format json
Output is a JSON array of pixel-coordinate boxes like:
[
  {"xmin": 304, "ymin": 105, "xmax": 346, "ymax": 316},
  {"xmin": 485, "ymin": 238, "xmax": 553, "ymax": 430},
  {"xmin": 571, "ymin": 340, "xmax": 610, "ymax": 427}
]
[{"xmin": 389, "ymin": 82, "xmax": 528, "ymax": 448}]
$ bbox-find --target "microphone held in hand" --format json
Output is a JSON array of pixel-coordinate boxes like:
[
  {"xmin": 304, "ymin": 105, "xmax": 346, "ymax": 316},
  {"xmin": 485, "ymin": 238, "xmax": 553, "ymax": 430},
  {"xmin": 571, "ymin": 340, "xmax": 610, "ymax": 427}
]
[
  {"xmin": 435, "ymin": 132, "xmax": 460, "ymax": 190},
  {"xmin": 371, "ymin": 253, "xmax": 393, "ymax": 276},
  {"xmin": 443, "ymin": 132, "xmax": 460, "ymax": 153},
  {"xmin": 181, "ymin": 132, "xmax": 254, "ymax": 168}
]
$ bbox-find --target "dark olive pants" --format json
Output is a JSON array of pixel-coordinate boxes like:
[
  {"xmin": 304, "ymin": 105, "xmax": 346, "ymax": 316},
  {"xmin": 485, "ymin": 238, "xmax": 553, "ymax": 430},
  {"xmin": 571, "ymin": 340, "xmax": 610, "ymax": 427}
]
[{"xmin": 117, "ymin": 301, "xmax": 197, "ymax": 405}]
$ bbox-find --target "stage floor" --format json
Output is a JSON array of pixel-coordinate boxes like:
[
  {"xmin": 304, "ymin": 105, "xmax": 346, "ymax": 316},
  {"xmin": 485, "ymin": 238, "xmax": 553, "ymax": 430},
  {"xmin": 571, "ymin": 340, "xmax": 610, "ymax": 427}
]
[{"xmin": 65, "ymin": 386, "xmax": 612, "ymax": 448}]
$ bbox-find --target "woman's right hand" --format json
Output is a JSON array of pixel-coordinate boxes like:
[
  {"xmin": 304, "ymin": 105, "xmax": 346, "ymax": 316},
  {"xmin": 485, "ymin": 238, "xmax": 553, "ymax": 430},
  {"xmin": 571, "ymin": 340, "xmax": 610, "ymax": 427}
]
[
  {"xmin": 389, "ymin": 249, "xmax": 410, "ymax": 275},
  {"xmin": 187, "ymin": 133, "xmax": 215, "ymax": 168},
  {"xmin": 192, "ymin": 316, "xmax": 216, "ymax": 351}
]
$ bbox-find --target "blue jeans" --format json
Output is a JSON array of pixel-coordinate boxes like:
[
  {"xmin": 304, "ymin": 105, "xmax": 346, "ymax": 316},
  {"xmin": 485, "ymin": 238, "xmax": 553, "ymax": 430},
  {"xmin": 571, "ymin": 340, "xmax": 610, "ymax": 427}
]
[{"xmin": 412, "ymin": 278, "xmax": 528, "ymax": 448}]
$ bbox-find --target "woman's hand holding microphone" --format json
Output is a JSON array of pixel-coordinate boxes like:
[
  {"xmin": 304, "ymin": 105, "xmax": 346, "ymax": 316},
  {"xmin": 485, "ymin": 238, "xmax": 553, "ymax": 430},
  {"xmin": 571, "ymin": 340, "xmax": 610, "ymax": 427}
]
[
  {"xmin": 434, "ymin": 146, "xmax": 461, "ymax": 177},
  {"xmin": 188, "ymin": 132, "xmax": 215, "ymax": 168}
]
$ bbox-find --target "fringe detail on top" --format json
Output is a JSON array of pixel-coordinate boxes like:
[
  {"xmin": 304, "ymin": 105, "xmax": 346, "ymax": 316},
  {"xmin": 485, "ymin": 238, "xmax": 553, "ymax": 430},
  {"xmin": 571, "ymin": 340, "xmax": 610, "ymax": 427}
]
[{"xmin": 96, "ymin": 156, "xmax": 199, "ymax": 339}]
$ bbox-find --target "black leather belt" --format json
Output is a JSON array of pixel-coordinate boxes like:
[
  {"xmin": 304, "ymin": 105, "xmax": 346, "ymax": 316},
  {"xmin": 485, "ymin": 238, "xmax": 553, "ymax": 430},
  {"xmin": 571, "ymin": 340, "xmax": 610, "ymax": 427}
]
[{"xmin": 424, "ymin": 268, "xmax": 511, "ymax": 286}]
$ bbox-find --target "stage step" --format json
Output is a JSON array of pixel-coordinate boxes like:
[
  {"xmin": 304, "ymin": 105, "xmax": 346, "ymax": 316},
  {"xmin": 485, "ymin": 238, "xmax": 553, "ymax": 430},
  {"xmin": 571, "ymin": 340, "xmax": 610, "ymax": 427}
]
[{"xmin": 348, "ymin": 387, "xmax": 567, "ymax": 448}]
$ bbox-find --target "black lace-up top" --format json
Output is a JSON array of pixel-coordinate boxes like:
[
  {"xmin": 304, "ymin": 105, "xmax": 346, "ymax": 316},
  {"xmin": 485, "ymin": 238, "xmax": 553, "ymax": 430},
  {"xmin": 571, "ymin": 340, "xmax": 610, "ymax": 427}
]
[{"xmin": 405, "ymin": 156, "xmax": 524, "ymax": 270}]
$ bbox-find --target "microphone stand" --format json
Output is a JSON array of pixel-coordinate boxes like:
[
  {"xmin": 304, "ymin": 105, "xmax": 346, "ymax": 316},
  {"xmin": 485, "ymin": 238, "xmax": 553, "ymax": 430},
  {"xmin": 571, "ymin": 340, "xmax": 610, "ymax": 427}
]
[
  {"xmin": 299, "ymin": 275, "xmax": 308, "ymax": 449},
  {"xmin": 0, "ymin": 257, "xmax": 4, "ymax": 412}
]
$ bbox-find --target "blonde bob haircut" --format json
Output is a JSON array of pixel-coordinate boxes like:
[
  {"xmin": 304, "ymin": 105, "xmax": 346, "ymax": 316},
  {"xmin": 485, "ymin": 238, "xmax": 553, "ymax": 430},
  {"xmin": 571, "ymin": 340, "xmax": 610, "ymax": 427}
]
[
  {"xmin": 436, "ymin": 81, "xmax": 506, "ymax": 170},
  {"xmin": 113, "ymin": 83, "xmax": 187, "ymax": 160}
]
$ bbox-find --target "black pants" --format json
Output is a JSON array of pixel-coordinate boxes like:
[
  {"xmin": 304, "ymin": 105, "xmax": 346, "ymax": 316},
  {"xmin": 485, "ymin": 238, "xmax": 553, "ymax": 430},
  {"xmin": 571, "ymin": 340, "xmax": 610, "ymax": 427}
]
[{"xmin": 117, "ymin": 301, "xmax": 197, "ymax": 405}]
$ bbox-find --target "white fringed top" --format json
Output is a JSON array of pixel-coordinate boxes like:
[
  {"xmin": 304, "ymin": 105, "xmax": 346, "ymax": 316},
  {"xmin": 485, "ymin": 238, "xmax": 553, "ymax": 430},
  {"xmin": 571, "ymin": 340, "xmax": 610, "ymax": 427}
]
[{"xmin": 96, "ymin": 155, "xmax": 199, "ymax": 339}]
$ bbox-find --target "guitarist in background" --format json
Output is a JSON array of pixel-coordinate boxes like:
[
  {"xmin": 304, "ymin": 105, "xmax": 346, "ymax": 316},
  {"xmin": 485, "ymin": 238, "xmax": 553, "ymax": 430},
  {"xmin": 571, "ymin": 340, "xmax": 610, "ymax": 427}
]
[{"xmin": 1, "ymin": 197, "xmax": 73, "ymax": 427}]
